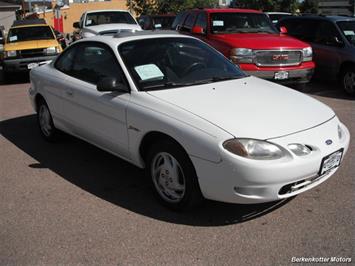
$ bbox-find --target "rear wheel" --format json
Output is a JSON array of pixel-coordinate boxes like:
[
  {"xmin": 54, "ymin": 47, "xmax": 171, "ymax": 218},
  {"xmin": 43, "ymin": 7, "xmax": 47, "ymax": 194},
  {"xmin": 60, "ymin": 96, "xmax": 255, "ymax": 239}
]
[
  {"xmin": 37, "ymin": 99, "xmax": 58, "ymax": 141},
  {"xmin": 145, "ymin": 140, "xmax": 204, "ymax": 210},
  {"xmin": 341, "ymin": 66, "xmax": 355, "ymax": 96}
]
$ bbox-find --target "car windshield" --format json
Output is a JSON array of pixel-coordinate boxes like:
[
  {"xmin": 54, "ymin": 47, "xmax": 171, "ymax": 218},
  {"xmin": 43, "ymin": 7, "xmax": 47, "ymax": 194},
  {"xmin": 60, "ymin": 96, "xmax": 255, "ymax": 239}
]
[
  {"xmin": 85, "ymin": 11, "xmax": 136, "ymax": 26},
  {"xmin": 119, "ymin": 37, "xmax": 246, "ymax": 91},
  {"xmin": 153, "ymin": 16, "xmax": 176, "ymax": 29},
  {"xmin": 211, "ymin": 12, "xmax": 277, "ymax": 34},
  {"xmin": 7, "ymin": 26, "xmax": 55, "ymax": 43},
  {"xmin": 337, "ymin": 20, "xmax": 355, "ymax": 46}
]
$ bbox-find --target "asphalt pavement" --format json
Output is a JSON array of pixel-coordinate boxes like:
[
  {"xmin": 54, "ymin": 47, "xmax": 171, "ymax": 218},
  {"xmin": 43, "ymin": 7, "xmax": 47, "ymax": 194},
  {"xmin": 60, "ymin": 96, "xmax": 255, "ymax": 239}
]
[{"xmin": 0, "ymin": 73, "xmax": 354, "ymax": 265}]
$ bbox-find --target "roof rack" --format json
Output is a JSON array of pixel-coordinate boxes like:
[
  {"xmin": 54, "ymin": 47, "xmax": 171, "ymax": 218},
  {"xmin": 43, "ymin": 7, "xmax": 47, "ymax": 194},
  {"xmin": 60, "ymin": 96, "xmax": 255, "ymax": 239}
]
[
  {"xmin": 113, "ymin": 29, "xmax": 180, "ymax": 38},
  {"xmin": 12, "ymin": 19, "xmax": 47, "ymax": 27}
]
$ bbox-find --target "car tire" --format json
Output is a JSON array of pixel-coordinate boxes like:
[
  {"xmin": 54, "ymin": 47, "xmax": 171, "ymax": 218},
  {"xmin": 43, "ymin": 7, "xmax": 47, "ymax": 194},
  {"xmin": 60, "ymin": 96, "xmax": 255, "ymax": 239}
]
[
  {"xmin": 145, "ymin": 140, "xmax": 204, "ymax": 210},
  {"xmin": 37, "ymin": 99, "xmax": 58, "ymax": 142},
  {"xmin": 341, "ymin": 66, "xmax": 355, "ymax": 96}
]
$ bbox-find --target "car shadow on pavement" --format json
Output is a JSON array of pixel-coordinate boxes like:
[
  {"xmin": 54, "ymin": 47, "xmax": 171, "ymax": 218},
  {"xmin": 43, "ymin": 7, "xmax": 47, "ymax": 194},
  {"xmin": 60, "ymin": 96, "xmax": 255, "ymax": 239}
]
[
  {"xmin": 1, "ymin": 114, "xmax": 294, "ymax": 226},
  {"xmin": 289, "ymin": 80, "xmax": 354, "ymax": 100},
  {"xmin": 0, "ymin": 70, "xmax": 30, "ymax": 85}
]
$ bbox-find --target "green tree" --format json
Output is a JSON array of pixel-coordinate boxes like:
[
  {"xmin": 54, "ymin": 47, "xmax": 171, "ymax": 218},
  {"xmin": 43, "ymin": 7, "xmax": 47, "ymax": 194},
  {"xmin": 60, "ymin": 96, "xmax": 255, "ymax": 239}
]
[{"xmin": 299, "ymin": 0, "xmax": 319, "ymax": 14}]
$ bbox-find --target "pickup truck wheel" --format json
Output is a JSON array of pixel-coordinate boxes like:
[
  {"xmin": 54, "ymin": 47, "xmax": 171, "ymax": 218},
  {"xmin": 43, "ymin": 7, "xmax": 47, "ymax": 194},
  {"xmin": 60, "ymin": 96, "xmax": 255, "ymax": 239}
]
[
  {"xmin": 37, "ymin": 99, "xmax": 58, "ymax": 142},
  {"xmin": 146, "ymin": 140, "xmax": 204, "ymax": 210},
  {"xmin": 341, "ymin": 66, "xmax": 355, "ymax": 96}
]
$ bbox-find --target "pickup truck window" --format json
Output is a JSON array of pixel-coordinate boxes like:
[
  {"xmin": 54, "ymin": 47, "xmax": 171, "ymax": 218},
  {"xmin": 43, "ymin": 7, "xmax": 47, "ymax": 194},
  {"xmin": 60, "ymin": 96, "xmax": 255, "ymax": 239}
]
[
  {"xmin": 85, "ymin": 11, "xmax": 136, "ymax": 27},
  {"xmin": 337, "ymin": 21, "xmax": 355, "ymax": 46},
  {"xmin": 7, "ymin": 26, "xmax": 55, "ymax": 43},
  {"xmin": 210, "ymin": 13, "xmax": 276, "ymax": 34}
]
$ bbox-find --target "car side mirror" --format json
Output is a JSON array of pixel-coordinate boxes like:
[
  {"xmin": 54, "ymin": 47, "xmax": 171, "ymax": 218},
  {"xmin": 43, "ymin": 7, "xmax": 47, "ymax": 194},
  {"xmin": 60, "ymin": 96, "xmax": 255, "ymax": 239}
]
[
  {"xmin": 73, "ymin": 22, "xmax": 80, "ymax": 29},
  {"xmin": 97, "ymin": 77, "xmax": 129, "ymax": 92},
  {"xmin": 192, "ymin": 26, "xmax": 205, "ymax": 35},
  {"xmin": 280, "ymin": 26, "xmax": 288, "ymax": 34},
  {"xmin": 329, "ymin": 36, "xmax": 344, "ymax": 47}
]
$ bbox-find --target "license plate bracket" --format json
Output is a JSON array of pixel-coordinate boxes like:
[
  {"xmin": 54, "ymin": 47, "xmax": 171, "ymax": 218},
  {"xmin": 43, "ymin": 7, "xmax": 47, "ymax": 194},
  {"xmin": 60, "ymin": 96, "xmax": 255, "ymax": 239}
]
[
  {"xmin": 319, "ymin": 148, "xmax": 343, "ymax": 176},
  {"xmin": 274, "ymin": 71, "xmax": 289, "ymax": 80}
]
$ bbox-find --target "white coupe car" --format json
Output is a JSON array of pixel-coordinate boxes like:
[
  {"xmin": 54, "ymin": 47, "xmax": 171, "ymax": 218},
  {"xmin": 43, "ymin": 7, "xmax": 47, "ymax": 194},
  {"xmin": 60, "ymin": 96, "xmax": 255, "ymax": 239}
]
[{"xmin": 29, "ymin": 31, "xmax": 350, "ymax": 210}]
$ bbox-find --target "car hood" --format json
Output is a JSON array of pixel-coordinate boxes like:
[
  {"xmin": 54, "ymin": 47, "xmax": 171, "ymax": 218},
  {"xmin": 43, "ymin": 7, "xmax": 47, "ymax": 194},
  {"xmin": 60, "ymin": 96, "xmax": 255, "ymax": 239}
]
[
  {"xmin": 147, "ymin": 76, "xmax": 335, "ymax": 139},
  {"xmin": 211, "ymin": 33, "xmax": 310, "ymax": 49},
  {"xmin": 84, "ymin": 23, "xmax": 142, "ymax": 34},
  {"xmin": 5, "ymin": 39, "xmax": 59, "ymax": 51}
]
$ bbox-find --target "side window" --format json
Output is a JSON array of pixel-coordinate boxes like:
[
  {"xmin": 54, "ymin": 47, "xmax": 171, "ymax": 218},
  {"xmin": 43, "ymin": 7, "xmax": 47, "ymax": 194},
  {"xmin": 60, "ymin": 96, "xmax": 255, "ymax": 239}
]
[
  {"xmin": 55, "ymin": 45, "xmax": 77, "ymax": 74},
  {"xmin": 284, "ymin": 19, "xmax": 319, "ymax": 42},
  {"xmin": 72, "ymin": 43, "xmax": 124, "ymax": 85},
  {"xmin": 183, "ymin": 12, "xmax": 197, "ymax": 29},
  {"xmin": 171, "ymin": 12, "xmax": 188, "ymax": 30},
  {"xmin": 195, "ymin": 12, "xmax": 207, "ymax": 32},
  {"xmin": 314, "ymin": 21, "xmax": 342, "ymax": 46}
]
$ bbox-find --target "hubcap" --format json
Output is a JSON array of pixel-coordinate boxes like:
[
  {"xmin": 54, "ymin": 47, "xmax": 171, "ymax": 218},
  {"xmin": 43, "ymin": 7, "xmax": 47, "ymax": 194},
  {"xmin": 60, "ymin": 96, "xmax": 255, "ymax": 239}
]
[
  {"xmin": 343, "ymin": 71, "xmax": 355, "ymax": 94},
  {"xmin": 39, "ymin": 105, "xmax": 52, "ymax": 137},
  {"xmin": 151, "ymin": 152, "xmax": 186, "ymax": 203}
]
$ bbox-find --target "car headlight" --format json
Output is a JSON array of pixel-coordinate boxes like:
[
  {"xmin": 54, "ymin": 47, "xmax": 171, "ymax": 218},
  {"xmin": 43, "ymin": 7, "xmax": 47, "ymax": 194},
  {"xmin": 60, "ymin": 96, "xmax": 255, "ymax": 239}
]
[
  {"xmin": 5, "ymin": 50, "xmax": 17, "ymax": 58},
  {"xmin": 230, "ymin": 48, "xmax": 254, "ymax": 64},
  {"xmin": 287, "ymin": 143, "xmax": 312, "ymax": 156},
  {"xmin": 223, "ymin": 138, "xmax": 285, "ymax": 160},
  {"xmin": 44, "ymin": 46, "xmax": 60, "ymax": 55},
  {"xmin": 302, "ymin": 47, "xmax": 312, "ymax": 62}
]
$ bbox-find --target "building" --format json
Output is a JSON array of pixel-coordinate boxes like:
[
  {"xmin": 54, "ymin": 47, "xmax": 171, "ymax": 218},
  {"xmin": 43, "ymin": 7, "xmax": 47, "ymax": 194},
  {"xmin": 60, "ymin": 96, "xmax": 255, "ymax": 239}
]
[
  {"xmin": 318, "ymin": 0, "xmax": 354, "ymax": 16},
  {"xmin": 34, "ymin": 0, "xmax": 128, "ymax": 33},
  {"xmin": 0, "ymin": 0, "xmax": 20, "ymax": 31}
]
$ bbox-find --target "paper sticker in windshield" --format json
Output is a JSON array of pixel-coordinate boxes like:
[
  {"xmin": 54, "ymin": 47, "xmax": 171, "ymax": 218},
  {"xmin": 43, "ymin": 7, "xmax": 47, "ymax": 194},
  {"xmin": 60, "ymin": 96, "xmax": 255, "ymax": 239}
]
[
  {"xmin": 9, "ymin": 35, "xmax": 18, "ymax": 42},
  {"xmin": 86, "ymin": 19, "xmax": 92, "ymax": 25},
  {"xmin": 344, "ymin": 30, "xmax": 355, "ymax": 36},
  {"xmin": 134, "ymin": 64, "xmax": 164, "ymax": 81},
  {"xmin": 213, "ymin": 20, "xmax": 224, "ymax": 26}
]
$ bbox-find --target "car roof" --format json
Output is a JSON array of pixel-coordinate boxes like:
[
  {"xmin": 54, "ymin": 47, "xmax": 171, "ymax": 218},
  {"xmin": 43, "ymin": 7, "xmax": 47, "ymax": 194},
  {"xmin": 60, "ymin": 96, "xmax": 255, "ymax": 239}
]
[
  {"xmin": 76, "ymin": 30, "xmax": 193, "ymax": 46},
  {"xmin": 201, "ymin": 8, "xmax": 263, "ymax": 14},
  {"xmin": 12, "ymin": 19, "xmax": 47, "ymax": 27},
  {"xmin": 280, "ymin": 15, "xmax": 355, "ymax": 23},
  {"xmin": 85, "ymin": 9, "xmax": 130, "ymax": 14}
]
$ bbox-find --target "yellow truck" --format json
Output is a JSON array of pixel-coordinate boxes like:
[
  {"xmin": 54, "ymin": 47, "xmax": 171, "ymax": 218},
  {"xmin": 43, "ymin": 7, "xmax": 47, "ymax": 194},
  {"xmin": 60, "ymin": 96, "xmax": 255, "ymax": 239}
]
[{"xmin": 3, "ymin": 19, "xmax": 62, "ymax": 76}]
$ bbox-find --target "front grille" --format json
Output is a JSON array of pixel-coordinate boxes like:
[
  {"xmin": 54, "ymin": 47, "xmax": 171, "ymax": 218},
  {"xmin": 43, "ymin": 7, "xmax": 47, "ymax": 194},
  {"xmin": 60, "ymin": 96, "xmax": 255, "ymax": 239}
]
[
  {"xmin": 20, "ymin": 48, "xmax": 45, "ymax": 58},
  {"xmin": 255, "ymin": 50, "xmax": 302, "ymax": 67}
]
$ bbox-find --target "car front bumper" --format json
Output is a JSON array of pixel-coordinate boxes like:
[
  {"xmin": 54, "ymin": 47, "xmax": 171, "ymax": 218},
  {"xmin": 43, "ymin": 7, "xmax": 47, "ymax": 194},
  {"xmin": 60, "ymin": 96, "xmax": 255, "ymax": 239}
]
[
  {"xmin": 3, "ymin": 55, "xmax": 57, "ymax": 73},
  {"xmin": 240, "ymin": 62, "xmax": 315, "ymax": 84},
  {"xmin": 191, "ymin": 117, "xmax": 350, "ymax": 204}
]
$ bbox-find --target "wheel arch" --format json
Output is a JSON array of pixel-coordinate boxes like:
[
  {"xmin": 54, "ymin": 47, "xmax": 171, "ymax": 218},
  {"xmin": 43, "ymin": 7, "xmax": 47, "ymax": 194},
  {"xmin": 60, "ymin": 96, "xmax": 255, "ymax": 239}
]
[
  {"xmin": 139, "ymin": 131, "xmax": 190, "ymax": 164},
  {"xmin": 34, "ymin": 93, "xmax": 46, "ymax": 112}
]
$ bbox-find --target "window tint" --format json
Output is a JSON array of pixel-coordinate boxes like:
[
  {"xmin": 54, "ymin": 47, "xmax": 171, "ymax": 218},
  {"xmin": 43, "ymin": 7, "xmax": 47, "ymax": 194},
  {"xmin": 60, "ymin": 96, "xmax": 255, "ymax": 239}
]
[
  {"xmin": 171, "ymin": 12, "xmax": 188, "ymax": 29},
  {"xmin": 195, "ymin": 12, "xmax": 207, "ymax": 31},
  {"xmin": 56, "ymin": 42, "xmax": 124, "ymax": 85},
  {"xmin": 281, "ymin": 19, "xmax": 319, "ymax": 42},
  {"xmin": 184, "ymin": 12, "xmax": 197, "ymax": 29},
  {"xmin": 314, "ymin": 21, "xmax": 342, "ymax": 46},
  {"xmin": 55, "ymin": 45, "xmax": 77, "ymax": 74},
  {"xmin": 7, "ymin": 26, "xmax": 55, "ymax": 43}
]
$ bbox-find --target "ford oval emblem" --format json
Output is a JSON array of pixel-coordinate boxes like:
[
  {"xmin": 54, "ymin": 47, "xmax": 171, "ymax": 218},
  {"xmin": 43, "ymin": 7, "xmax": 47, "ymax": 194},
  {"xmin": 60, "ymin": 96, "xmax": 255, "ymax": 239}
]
[{"xmin": 325, "ymin": 139, "xmax": 333, "ymax": 145}]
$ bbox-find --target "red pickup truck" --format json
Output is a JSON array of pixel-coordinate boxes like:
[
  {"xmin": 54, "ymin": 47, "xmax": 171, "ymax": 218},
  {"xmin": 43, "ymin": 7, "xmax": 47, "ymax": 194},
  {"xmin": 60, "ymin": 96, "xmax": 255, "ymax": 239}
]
[{"xmin": 173, "ymin": 8, "xmax": 315, "ymax": 84}]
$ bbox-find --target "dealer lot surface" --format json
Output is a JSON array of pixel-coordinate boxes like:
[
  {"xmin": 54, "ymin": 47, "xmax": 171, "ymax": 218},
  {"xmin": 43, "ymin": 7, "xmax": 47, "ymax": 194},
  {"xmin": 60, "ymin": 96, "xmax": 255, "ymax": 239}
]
[{"xmin": 0, "ymin": 77, "xmax": 354, "ymax": 265}]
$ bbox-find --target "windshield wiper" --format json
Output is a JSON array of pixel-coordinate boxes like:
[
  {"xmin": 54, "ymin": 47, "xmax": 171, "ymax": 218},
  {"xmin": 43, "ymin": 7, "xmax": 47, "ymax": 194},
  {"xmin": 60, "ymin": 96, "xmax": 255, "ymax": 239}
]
[{"xmin": 141, "ymin": 81, "xmax": 189, "ymax": 91}]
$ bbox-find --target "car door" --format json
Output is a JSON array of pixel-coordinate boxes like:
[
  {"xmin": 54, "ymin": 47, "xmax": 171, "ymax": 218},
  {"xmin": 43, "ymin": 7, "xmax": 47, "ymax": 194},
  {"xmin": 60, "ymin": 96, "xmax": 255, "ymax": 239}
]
[
  {"xmin": 59, "ymin": 41, "xmax": 131, "ymax": 159},
  {"xmin": 311, "ymin": 21, "xmax": 343, "ymax": 80}
]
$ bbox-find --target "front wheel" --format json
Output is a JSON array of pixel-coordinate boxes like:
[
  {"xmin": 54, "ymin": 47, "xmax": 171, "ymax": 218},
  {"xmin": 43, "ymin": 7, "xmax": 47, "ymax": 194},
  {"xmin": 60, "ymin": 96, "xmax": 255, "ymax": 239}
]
[
  {"xmin": 145, "ymin": 140, "xmax": 204, "ymax": 210},
  {"xmin": 341, "ymin": 66, "xmax": 355, "ymax": 96},
  {"xmin": 37, "ymin": 99, "xmax": 58, "ymax": 141}
]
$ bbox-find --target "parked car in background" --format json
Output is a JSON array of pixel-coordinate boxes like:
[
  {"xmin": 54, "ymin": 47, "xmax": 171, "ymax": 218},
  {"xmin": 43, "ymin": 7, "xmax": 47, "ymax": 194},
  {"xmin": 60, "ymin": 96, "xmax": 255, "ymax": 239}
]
[
  {"xmin": 138, "ymin": 14, "xmax": 176, "ymax": 30},
  {"xmin": 0, "ymin": 26, "xmax": 5, "ymax": 64},
  {"xmin": 29, "ymin": 31, "xmax": 350, "ymax": 210},
  {"xmin": 266, "ymin": 12, "xmax": 293, "ymax": 25},
  {"xmin": 173, "ymin": 8, "xmax": 315, "ymax": 85},
  {"xmin": 73, "ymin": 10, "xmax": 141, "ymax": 38},
  {"xmin": 3, "ymin": 19, "xmax": 62, "ymax": 77},
  {"xmin": 52, "ymin": 27, "xmax": 68, "ymax": 49},
  {"xmin": 278, "ymin": 16, "xmax": 355, "ymax": 95}
]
